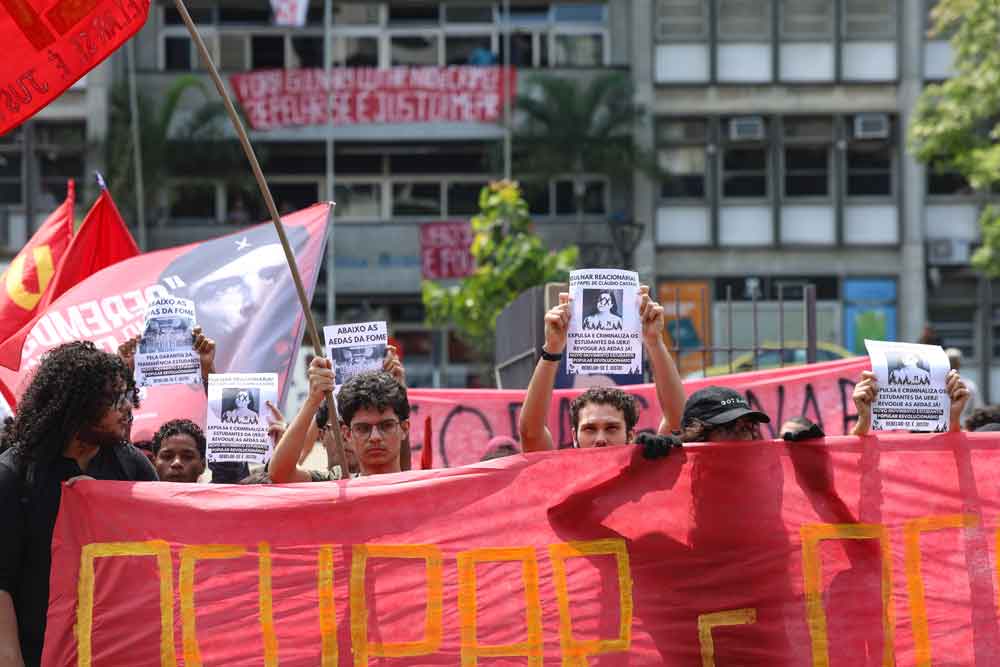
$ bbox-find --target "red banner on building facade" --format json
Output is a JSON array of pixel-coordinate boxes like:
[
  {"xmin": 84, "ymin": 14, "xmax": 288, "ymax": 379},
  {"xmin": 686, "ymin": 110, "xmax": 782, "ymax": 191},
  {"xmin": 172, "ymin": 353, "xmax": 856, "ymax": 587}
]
[
  {"xmin": 44, "ymin": 432, "xmax": 1000, "ymax": 665},
  {"xmin": 420, "ymin": 220, "xmax": 474, "ymax": 280},
  {"xmin": 230, "ymin": 66, "xmax": 516, "ymax": 131}
]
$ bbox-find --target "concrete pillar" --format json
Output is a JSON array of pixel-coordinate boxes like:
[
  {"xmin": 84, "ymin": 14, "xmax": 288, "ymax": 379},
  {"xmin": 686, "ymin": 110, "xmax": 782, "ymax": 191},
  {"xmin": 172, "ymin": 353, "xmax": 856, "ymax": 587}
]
[
  {"xmin": 627, "ymin": 0, "xmax": 658, "ymax": 286},
  {"xmin": 898, "ymin": 0, "xmax": 927, "ymax": 342}
]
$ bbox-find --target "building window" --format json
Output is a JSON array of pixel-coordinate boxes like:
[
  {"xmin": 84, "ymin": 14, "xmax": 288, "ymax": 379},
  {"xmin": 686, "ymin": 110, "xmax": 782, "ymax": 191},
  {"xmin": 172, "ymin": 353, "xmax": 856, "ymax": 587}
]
[
  {"xmin": 658, "ymin": 118, "xmax": 708, "ymax": 199},
  {"xmin": 0, "ymin": 154, "xmax": 22, "ymax": 205},
  {"xmin": 251, "ymin": 35, "xmax": 285, "ymax": 69},
  {"xmin": 164, "ymin": 36, "xmax": 192, "ymax": 70},
  {"xmin": 780, "ymin": 0, "xmax": 834, "ymax": 40},
  {"xmin": 554, "ymin": 179, "xmax": 606, "ymax": 215},
  {"xmin": 783, "ymin": 117, "xmax": 832, "ymax": 198},
  {"xmin": 446, "ymin": 35, "xmax": 495, "ymax": 65},
  {"xmin": 844, "ymin": 0, "xmax": 896, "ymax": 39},
  {"xmin": 444, "ymin": 4, "xmax": 494, "ymax": 24},
  {"xmin": 927, "ymin": 163, "xmax": 972, "ymax": 196},
  {"xmin": 334, "ymin": 183, "xmax": 382, "ymax": 219},
  {"xmin": 291, "ymin": 36, "xmax": 324, "ymax": 68},
  {"xmin": 393, "ymin": 182, "xmax": 443, "ymax": 216},
  {"xmin": 332, "ymin": 3, "xmax": 380, "ymax": 25},
  {"xmin": 552, "ymin": 33, "xmax": 604, "ymax": 66},
  {"xmin": 391, "ymin": 35, "xmax": 440, "ymax": 66},
  {"xmin": 722, "ymin": 118, "xmax": 769, "ymax": 198},
  {"xmin": 170, "ymin": 183, "xmax": 218, "ymax": 222},
  {"xmin": 446, "ymin": 182, "xmax": 487, "ymax": 216},
  {"xmin": 655, "ymin": 0, "xmax": 708, "ymax": 41},
  {"xmin": 388, "ymin": 4, "xmax": 441, "ymax": 26},
  {"xmin": 718, "ymin": 0, "xmax": 771, "ymax": 41},
  {"xmin": 334, "ymin": 37, "xmax": 379, "ymax": 67},
  {"xmin": 521, "ymin": 180, "xmax": 551, "ymax": 215}
]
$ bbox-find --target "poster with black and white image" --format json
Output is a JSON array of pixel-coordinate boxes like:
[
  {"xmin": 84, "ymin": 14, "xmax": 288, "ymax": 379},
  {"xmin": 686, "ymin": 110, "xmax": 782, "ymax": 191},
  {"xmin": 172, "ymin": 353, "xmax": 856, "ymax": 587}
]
[
  {"xmin": 864, "ymin": 339, "xmax": 951, "ymax": 432},
  {"xmin": 567, "ymin": 269, "xmax": 641, "ymax": 375},
  {"xmin": 324, "ymin": 321, "xmax": 388, "ymax": 385},
  {"xmin": 206, "ymin": 372, "xmax": 278, "ymax": 464},
  {"xmin": 134, "ymin": 297, "xmax": 201, "ymax": 387}
]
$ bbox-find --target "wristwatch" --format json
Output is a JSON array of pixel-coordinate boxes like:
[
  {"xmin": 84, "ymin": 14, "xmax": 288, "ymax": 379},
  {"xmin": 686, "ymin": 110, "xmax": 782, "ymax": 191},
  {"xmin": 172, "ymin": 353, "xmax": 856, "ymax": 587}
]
[{"xmin": 540, "ymin": 348, "xmax": 563, "ymax": 362}]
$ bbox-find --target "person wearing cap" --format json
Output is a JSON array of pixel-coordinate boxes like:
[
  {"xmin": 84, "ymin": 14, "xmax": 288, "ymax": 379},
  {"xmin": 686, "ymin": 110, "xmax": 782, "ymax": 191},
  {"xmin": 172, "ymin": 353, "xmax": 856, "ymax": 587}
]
[
  {"xmin": 679, "ymin": 386, "xmax": 771, "ymax": 442},
  {"xmin": 518, "ymin": 285, "xmax": 685, "ymax": 451}
]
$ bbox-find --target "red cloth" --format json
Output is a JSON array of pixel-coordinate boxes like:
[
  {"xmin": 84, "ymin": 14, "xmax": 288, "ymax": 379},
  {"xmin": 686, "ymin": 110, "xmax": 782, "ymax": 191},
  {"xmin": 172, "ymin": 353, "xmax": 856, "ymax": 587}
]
[
  {"xmin": 43, "ymin": 433, "xmax": 1000, "ymax": 665},
  {"xmin": 0, "ymin": 188, "xmax": 138, "ymax": 371},
  {"xmin": 420, "ymin": 415, "xmax": 433, "ymax": 469},
  {"xmin": 0, "ymin": 0, "xmax": 149, "ymax": 134},
  {"xmin": 0, "ymin": 181, "xmax": 73, "ymax": 342}
]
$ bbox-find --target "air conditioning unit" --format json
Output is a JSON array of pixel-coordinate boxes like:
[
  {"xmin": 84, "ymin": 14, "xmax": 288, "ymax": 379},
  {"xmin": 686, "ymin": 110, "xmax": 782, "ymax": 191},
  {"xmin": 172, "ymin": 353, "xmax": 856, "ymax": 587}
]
[
  {"xmin": 927, "ymin": 238, "xmax": 971, "ymax": 266},
  {"xmin": 853, "ymin": 113, "xmax": 890, "ymax": 140},
  {"xmin": 729, "ymin": 116, "xmax": 765, "ymax": 142}
]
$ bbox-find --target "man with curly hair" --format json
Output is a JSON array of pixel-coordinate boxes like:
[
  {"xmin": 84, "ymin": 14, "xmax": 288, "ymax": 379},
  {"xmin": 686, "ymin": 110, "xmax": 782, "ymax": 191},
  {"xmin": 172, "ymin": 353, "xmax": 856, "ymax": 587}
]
[
  {"xmin": 518, "ymin": 286, "xmax": 684, "ymax": 451},
  {"xmin": 0, "ymin": 341, "xmax": 157, "ymax": 667},
  {"xmin": 152, "ymin": 419, "xmax": 206, "ymax": 483}
]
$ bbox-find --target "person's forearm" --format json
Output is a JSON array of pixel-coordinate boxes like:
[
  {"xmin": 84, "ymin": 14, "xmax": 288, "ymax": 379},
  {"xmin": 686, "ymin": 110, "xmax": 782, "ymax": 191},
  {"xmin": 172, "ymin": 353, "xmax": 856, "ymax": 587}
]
[
  {"xmin": 0, "ymin": 591, "xmax": 24, "ymax": 667},
  {"xmin": 646, "ymin": 337, "xmax": 685, "ymax": 434},
  {"xmin": 299, "ymin": 420, "xmax": 319, "ymax": 465},
  {"xmin": 201, "ymin": 362, "xmax": 215, "ymax": 396},
  {"xmin": 850, "ymin": 414, "xmax": 871, "ymax": 436},
  {"xmin": 518, "ymin": 358, "xmax": 559, "ymax": 452},
  {"xmin": 270, "ymin": 399, "xmax": 318, "ymax": 483}
]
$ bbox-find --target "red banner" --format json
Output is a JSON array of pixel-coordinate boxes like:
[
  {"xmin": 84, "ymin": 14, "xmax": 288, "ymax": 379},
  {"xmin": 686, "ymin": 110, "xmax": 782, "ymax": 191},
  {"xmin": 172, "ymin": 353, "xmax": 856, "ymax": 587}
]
[
  {"xmin": 420, "ymin": 220, "xmax": 474, "ymax": 280},
  {"xmin": 230, "ymin": 66, "xmax": 516, "ymax": 131},
  {"xmin": 0, "ymin": 205, "xmax": 330, "ymax": 440},
  {"xmin": 407, "ymin": 356, "xmax": 871, "ymax": 467},
  {"xmin": 44, "ymin": 432, "xmax": 1000, "ymax": 665},
  {"xmin": 0, "ymin": 0, "xmax": 149, "ymax": 134}
]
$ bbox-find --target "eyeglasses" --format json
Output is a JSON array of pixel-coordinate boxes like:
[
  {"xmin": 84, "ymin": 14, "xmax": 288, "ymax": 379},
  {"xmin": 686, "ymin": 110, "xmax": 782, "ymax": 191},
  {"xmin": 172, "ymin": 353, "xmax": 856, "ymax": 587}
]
[
  {"xmin": 350, "ymin": 419, "xmax": 401, "ymax": 440},
  {"xmin": 597, "ymin": 296, "xmax": 613, "ymax": 305},
  {"xmin": 110, "ymin": 388, "xmax": 135, "ymax": 411}
]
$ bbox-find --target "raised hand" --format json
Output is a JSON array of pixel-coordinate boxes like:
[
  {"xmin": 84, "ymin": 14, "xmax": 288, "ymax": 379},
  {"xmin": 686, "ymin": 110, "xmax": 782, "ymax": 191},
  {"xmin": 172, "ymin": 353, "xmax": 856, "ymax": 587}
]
[{"xmin": 543, "ymin": 292, "xmax": 572, "ymax": 355}]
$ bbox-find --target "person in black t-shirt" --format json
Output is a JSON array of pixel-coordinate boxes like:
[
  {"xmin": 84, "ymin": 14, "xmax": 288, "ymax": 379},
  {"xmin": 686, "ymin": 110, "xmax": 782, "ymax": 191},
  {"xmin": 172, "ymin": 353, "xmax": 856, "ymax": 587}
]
[{"xmin": 0, "ymin": 341, "xmax": 157, "ymax": 667}]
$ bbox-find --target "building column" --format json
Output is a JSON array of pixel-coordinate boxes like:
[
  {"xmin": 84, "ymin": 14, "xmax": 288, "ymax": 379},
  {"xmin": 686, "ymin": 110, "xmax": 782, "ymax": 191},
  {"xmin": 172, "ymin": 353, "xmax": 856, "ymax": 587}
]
[
  {"xmin": 898, "ymin": 0, "xmax": 927, "ymax": 342},
  {"xmin": 628, "ymin": 0, "xmax": 657, "ymax": 284}
]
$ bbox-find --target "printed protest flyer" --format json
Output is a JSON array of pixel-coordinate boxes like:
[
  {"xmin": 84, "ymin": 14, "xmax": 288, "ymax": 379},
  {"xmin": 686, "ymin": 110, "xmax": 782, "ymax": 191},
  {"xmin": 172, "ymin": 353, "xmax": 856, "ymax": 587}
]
[
  {"xmin": 134, "ymin": 297, "xmax": 201, "ymax": 387},
  {"xmin": 324, "ymin": 321, "xmax": 388, "ymax": 385},
  {"xmin": 206, "ymin": 372, "xmax": 279, "ymax": 464},
  {"xmin": 864, "ymin": 339, "xmax": 951, "ymax": 432},
  {"xmin": 567, "ymin": 269, "xmax": 641, "ymax": 375}
]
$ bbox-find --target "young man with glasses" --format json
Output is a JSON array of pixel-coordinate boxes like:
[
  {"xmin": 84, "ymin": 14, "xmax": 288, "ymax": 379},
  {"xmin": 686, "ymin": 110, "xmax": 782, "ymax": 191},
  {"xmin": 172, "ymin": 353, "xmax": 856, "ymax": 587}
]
[
  {"xmin": 0, "ymin": 341, "xmax": 157, "ymax": 667},
  {"xmin": 270, "ymin": 354, "xmax": 410, "ymax": 482}
]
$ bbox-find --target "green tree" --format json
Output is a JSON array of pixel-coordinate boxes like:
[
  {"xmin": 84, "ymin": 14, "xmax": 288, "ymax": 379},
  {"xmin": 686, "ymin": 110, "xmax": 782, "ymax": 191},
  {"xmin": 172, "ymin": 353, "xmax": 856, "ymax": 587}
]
[
  {"xmin": 105, "ymin": 76, "xmax": 244, "ymax": 227},
  {"xmin": 513, "ymin": 71, "xmax": 660, "ymax": 210},
  {"xmin": 422, "ymin": 181, "xmax": 578, "ymax": 376},
  {"xmin": 909, "ymin": 0, "xmax": 1000, "ymax": 276}
]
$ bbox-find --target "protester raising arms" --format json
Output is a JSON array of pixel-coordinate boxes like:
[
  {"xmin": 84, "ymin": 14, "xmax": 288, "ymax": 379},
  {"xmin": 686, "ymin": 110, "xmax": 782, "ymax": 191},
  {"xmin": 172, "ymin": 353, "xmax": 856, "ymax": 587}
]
[
  {"xmin": 118, "ymin": 325, "xmax": 217, "ymax": 393},
  {"xmin": 518, "ymin": 285, "xmax": 685, "ymax": 452},
  {"xmin": 0, "ymin": 342, "xmax": 157, "ymax": 667},
  {"xmin": 850, "ymin": 368, "xmax": 969, "ymax": 436}
]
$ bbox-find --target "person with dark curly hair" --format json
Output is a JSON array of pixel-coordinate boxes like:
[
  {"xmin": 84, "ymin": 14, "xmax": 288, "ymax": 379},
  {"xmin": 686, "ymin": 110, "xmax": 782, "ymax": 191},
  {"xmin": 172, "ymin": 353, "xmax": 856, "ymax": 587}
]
[
  {"xmin": 336, "ymin": 370, "xmax": 410, "ymax": 476},
  {"xmin": 519, "ymin": 286, "xmax": 684, "ymax": 452},
  {"xmin": 0, "ymin": 341, "xmax": 157, "ymax": 667},
  {"xmin": 152, "ymin": 419, "xmax": 206, "ymax": 483}
]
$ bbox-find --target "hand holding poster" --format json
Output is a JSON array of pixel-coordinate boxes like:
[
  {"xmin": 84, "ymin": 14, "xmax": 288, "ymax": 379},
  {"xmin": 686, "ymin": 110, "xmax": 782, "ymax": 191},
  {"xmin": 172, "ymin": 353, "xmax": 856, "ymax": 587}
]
[
  {"xmin": 864, "ymin": 339, "xmax": 951, "ymax": 432},
  {"xmin": 567, "ymin": 269, "xmax": 641, "ymax": 375},
  {"xmin": 206, "ymin": 373, "xmax": 278, "ymax": 464},
  {"xmin": 134, "ymin": 297, "xmax": 200, "ymax": 387},
  {"xmin": 324, "ymin": 321, "xmax": 388, "ymax": 386}
]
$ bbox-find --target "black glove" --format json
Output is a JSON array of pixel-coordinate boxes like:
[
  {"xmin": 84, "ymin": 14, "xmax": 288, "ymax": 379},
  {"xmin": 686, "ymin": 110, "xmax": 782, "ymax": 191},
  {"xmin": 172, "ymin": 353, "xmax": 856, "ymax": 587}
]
[
  {"xmin": 634, "ymin": 432, "xmax": 682, "ymax": 460},
  {"xmin": 782, "ymin": 423, "xmax": 825, "ymax": 442}
]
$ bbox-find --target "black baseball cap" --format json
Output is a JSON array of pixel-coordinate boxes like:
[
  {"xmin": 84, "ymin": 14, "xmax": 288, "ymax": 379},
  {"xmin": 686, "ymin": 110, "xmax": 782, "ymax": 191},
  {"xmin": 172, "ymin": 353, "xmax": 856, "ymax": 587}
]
[{"xmin": 682, "ymin": 386, "xmax": 770, "ymax": 427}]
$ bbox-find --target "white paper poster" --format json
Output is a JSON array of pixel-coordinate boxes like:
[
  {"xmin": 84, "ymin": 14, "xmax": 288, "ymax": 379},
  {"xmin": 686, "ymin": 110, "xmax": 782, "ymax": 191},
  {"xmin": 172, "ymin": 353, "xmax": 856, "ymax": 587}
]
[
  {"xmin": 324, "ymin": 321, "xmax": 388, "ymax": 386},
  {"xmin": 864, "ymin": 339, "xmax": 951, "ymax": 432},
  {"xmin": 566, "ymin": 269, "xmax": 641, "ymax": 375},
  {"xmin": 206, "ymin": 372, "xmax": 279, "ymax": 464},
  {"xmin": 134, "ymin": 297, "xmax": 201, "ymax": 387}
]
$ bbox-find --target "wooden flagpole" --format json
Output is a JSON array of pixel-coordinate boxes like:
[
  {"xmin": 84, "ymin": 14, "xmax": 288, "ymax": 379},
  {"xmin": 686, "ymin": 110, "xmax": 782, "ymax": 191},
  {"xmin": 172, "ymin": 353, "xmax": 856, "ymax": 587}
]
[{"xmin": 171, "ymin": 0, "xmax": 349, "ymax": 476}]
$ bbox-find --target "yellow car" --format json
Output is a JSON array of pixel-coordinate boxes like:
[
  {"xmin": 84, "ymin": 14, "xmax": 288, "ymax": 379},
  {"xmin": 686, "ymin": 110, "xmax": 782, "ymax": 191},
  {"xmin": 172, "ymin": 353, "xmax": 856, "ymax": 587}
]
[{"xmin": 684, "ymin": 341, "xmax": 854, "ymax": 379}]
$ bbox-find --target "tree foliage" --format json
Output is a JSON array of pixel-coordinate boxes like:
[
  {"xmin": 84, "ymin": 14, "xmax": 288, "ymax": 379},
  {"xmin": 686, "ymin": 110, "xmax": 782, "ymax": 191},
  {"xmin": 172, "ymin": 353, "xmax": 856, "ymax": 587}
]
[
  {"xmin": 909, "ymin": 0, "xmax": 1000, "ymax": 276},
  {"xmin": 513, "ymin": 72, "xmax": 660, "ymax": 184},
  {"xmin": 422, "ymin": 181, "xmax": 578, "ymax": 371}
]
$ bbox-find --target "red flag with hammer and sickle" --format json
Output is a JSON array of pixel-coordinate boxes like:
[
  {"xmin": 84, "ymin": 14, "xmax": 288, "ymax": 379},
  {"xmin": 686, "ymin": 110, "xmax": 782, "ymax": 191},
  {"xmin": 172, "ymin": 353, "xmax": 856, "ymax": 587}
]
[
  {"xmin": 0, "ymin": 0, "xmax": 150, "ymax": 134},
  {"xmin": 0, "ymin": 179, "xmax": 73, "ymax": 343}
]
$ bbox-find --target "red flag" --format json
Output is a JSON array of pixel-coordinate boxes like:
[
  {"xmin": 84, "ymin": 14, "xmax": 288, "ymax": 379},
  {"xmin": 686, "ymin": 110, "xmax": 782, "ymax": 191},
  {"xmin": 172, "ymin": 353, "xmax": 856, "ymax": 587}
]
[
  {"xmin": 0, "ymin": 187, "xmax": 138, "ymax": 370},
  {"xmin": 0, "ymin": 180, "xmax": 73, "ymax": 343},
  {"xmin": 0, "ymin": 0, "xmax": 150, "ymax": 134},
  {"xmin": 0, "ymin": 204, "xmax": 331, "ymax": 439},
  {"xmin": 44, "ymin": 186, "xmax": 139, "ymax": 307}
]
